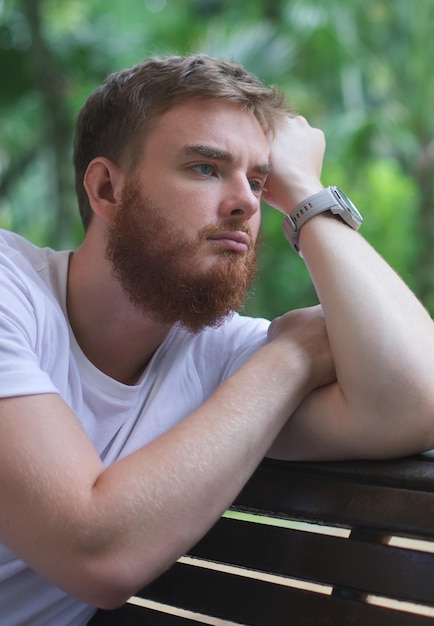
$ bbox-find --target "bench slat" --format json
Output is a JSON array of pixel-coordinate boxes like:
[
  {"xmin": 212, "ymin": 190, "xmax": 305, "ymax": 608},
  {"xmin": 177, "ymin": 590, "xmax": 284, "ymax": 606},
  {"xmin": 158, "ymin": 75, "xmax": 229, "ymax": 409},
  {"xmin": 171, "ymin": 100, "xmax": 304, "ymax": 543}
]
[
  {"xmin": 188, "ymin": 516, "xmax": 434, "ymax": 605},
  {"xmin": 235, "ymin": 459, "xmax": 434, "ymax": 536},
  {"xmin": 283, "ymin": 455, "xmax": 434, "ymax": 491},
  {"xmin": 90, "ymin": 456, "xmax": 434, "ymax": 626},
  {"xmin": 132, "ymin": 561, "xmax": 434, "ymax": 626},
  {"xmin": 89, "ymin": 603, "xmax": 199, "ymax": 625}
]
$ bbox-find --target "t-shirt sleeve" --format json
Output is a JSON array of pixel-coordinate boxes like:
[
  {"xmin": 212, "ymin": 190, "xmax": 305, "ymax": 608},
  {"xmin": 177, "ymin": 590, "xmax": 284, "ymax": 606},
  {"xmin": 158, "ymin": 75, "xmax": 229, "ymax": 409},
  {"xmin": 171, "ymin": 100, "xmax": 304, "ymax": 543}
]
[
  {"xmin": 220, "ymin": 315, "xmax": 270, "ymax": 379},
  {"xmin": 0, "ymin": 257, "xmax": 59, "ymax": 398},
  {"xmin": 192, "ymin": 313, "xmax": 270, "ymax": 394}
]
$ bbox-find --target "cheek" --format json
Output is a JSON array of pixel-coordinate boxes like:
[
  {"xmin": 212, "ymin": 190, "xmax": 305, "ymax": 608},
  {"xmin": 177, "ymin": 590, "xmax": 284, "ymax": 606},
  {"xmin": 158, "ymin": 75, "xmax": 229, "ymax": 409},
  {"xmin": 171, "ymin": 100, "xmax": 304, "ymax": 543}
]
[
  {"xmin": 250, "ymin": 212, "xmax": 262, "ymax": 240},
  {"xmin": 161, "ymin": 181, "xmax": 207, "ymax": 214},
  {"xmin": 171, "ymin": 195, "xmax": 218, "ymax": 236}
]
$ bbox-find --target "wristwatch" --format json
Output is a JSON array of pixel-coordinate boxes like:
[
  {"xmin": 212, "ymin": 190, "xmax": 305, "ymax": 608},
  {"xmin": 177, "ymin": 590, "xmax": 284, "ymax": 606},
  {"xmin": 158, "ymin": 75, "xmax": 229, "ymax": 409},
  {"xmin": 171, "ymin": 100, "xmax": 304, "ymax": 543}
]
[{"xmin": 283, "ymin": 186, "xmax": 363, "ymax": 254}]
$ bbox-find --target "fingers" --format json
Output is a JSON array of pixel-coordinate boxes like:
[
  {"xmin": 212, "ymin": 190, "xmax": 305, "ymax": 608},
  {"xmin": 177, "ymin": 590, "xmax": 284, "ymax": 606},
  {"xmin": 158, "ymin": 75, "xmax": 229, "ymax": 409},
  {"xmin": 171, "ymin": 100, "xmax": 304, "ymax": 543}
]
[
  {"xmin": 267, "ymin": 305, "xmax": 323, "ymax": 339},
  {"xmin": 262, "ymin": 116, "xmax": 325, "ymax": 214},
  {"xmin": 267, "ymin": 306, "xmax": 335, "ymax": 389}
]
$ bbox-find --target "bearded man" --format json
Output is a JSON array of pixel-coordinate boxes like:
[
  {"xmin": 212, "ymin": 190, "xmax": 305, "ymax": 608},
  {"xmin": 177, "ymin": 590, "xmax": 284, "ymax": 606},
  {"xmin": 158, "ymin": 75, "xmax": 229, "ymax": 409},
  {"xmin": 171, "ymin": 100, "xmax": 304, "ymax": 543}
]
[{"xmin": 1, "ymin": 54, "xmax": 434, "ymax": 626}]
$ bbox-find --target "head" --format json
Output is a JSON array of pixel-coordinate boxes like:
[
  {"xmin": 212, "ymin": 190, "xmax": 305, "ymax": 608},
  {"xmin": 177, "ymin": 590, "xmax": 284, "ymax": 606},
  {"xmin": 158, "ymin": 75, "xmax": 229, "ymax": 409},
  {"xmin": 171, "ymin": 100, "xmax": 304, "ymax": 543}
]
[
  {"xmin": 73, "ymin": 54, "xmax": 291, "ymax": 332},
  {"xmin": 73, "ymin": 53, "xmax": 290, "ymax": 231},
  {"xmin": 105, "ymin": 177, "xmax": 260, "ymax": 333}
]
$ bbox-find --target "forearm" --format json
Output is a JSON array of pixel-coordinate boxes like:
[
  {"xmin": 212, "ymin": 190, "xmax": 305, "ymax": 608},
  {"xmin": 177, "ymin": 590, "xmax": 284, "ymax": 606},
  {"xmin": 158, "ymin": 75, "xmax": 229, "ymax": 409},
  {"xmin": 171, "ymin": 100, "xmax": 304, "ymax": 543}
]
[
  {"xmin": 264, "ymin": 114, "xmax": 434, "ymax": 460},
  {"xmin": 89, "ymin": 343, "xmax": 303, "ymax": 602},
  {"xmin": 293, "ymin": 214, "xmax": 434, "ymax": 455},
  {"xmin": 1, "ymin": 338, "xmax": 317, "ymax": 608}
]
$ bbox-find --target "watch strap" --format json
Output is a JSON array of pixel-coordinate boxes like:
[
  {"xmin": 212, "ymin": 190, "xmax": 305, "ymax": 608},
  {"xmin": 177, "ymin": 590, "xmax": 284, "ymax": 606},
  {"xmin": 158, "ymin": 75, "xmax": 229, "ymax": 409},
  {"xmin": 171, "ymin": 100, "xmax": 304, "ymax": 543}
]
[
  {"xmin": 284, "ymin": 187, "xmax": 339, "ymax": 234},
  {"xmin": 282, "ymin": 186, "xmax": 362, "ymax": 254}
]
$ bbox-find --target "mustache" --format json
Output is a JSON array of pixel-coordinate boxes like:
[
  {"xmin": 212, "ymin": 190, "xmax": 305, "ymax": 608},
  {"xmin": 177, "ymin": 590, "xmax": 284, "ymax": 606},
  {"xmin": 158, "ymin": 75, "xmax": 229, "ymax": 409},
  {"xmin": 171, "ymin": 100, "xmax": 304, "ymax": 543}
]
[{"xmin": 197, "ymin": 221, "xmax": 253, "ymax": 241}]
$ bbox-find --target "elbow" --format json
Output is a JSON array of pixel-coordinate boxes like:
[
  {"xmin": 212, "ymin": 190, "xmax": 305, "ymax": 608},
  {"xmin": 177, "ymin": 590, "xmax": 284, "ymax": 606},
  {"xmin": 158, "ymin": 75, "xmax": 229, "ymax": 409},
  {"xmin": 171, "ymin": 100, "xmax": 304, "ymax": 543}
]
[
  {"xmin": 396, "ymin": 391, "xmax": 434, "ymax": 456},
  {"xmin": 81, "ymin": 563, "xmax": 161, "ymax": 610},
  {"xmin": 92, "ymin": 594, "xmax": 129, "ymax": 612},
  {"xmin": 55, "ymin": 552, "xmax": 163, "ymax": 610},
  {"xmin": 71, "ymin": 571, "xmax": 145, "ymax": 610},
  {"xmin": 60, "ymin": 571, "xmax": 136, "ymax": 610},
  {"xmin": 92, "ymin": 588, "xmax": 133, "ymax": 612},
  {"xmin": 85, "ymin": 576, "xmax": 140, "ymax": 611}
]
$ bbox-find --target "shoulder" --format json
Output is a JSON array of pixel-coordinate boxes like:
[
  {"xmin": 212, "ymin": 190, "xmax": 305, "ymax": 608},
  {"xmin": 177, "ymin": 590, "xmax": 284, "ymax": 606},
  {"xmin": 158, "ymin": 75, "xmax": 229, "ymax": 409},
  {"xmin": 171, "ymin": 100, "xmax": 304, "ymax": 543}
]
[
  {"xmin": 0, "ymin": 229, "xmax": 71, "ymax": 306},
  {"xmin": 213, "ymin": 312, "xmax": 270, "ymax": 344},
  {"xmin": 0, "ymin": 229, "xmax": 53, "ymax": 274},
  {"xmin": 0, "ymin": 230, "xmax": 56, "ymax": 299},
  {"xmin": 176, "ymin": 312, "xmax": 269, "ymax": 349},
  {"xmin": 0, "ymin": 229, "xmax": 70, "ymax": 343},
  {"xmin": 0, "ymin": 231, "xmax": 71, "ymax": 398},
  {"xmin": 171, "ymin": 313, "xmax": 270, "ymax": 383}
]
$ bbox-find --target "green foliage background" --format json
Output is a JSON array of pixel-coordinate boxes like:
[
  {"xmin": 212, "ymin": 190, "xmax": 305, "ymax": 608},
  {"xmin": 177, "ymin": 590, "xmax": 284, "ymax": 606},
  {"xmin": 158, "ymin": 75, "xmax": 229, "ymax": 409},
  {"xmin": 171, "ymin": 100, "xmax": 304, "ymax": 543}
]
[{"xmin": 0, "ymin": 0, "xmax": 433, "ymax": 319}]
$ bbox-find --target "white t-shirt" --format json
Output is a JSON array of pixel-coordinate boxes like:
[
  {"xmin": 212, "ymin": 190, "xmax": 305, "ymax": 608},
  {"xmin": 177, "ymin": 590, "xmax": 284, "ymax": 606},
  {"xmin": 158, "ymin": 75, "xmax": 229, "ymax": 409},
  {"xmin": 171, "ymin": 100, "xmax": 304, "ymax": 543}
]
[{"xmin": 0, "ymin": 229, "xmax": 270, "ymax": 626}]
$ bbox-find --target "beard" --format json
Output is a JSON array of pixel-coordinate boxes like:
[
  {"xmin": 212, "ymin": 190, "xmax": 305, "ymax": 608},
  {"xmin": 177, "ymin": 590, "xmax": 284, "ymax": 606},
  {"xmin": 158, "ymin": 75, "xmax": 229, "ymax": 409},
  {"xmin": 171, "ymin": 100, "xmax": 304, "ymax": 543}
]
[{"xmin": 105, "ymin": 180, "xmax": 259, "ymax": 333}]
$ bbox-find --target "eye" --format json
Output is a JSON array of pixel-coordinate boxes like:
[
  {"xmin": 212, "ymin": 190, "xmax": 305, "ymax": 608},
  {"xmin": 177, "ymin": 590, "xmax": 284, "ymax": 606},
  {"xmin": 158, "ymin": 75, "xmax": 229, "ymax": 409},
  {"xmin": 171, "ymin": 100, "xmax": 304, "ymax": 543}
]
[
  {"xmin": 191, "ymin": 163, "xmax": 215, "ymax": 176},
  {"xmin": 249, "ymin": 179, "xmax": 266, "ymax": 195}
]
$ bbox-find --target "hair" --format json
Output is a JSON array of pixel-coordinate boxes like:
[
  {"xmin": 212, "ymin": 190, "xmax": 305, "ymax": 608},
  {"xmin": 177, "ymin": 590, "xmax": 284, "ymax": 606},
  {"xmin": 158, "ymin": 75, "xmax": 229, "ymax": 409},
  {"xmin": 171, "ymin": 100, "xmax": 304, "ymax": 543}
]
[{"xmin": 73, "ymin": 53, "xmax": 291, "ymax": 230}]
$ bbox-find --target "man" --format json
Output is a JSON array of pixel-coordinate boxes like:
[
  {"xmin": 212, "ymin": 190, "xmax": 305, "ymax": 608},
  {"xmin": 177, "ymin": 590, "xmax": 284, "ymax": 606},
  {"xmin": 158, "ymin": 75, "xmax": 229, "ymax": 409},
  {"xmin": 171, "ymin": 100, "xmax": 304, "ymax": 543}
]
[{"xmin": 1, "ymin": 54, "xmax": 434, "ymax": 626}]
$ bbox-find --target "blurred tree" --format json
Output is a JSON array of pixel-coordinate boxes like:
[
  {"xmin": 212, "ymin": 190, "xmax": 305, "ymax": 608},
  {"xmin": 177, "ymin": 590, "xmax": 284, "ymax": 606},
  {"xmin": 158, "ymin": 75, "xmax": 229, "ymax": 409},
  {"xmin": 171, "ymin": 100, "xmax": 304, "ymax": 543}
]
[
  {"xmin": 0, "ymin": 0, "xmax": 433, "ymax": 317},
  {"xmin": 21, "ymin": 0, "xmax": 75, "ymax": 247},
  {"xmin": 314, "ymin": 0, "xmax": 434, "ymax": 308}
]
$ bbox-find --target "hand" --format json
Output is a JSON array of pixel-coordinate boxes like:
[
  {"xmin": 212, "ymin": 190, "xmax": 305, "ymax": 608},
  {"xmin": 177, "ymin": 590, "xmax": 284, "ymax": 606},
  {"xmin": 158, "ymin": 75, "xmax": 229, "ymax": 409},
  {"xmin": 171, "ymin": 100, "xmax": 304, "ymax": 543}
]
[
  {"xmin": 262, "ymin": 115, "xmax": 326, "ymax": 214},
  {"xmin": 267, "ymin": 305, "xmax": 336, "ymax": 390}
]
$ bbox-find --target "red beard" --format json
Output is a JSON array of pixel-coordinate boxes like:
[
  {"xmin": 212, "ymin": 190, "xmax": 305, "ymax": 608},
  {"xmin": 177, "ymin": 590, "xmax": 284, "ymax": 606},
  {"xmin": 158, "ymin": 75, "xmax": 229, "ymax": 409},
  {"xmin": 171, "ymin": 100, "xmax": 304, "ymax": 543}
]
[{"xmin": 105, "ymin": 180, "xmax": 258, "ymax": 333}]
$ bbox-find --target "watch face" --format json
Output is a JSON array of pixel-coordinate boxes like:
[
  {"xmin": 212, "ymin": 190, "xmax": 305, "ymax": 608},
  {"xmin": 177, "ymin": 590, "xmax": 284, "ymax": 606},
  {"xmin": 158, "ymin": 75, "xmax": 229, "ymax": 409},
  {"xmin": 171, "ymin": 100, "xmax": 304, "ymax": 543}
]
[{"xmin": 332, "ymin": 187, "xmax": 363, "ymax": 221}]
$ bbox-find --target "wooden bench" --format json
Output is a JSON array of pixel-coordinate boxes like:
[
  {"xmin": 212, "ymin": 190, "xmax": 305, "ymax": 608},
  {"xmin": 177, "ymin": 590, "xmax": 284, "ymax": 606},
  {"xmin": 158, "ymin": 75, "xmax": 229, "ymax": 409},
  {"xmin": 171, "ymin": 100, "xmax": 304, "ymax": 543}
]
[{"xmin": 89, "ymin": 454, "xmax": 434, "ymax": 625}]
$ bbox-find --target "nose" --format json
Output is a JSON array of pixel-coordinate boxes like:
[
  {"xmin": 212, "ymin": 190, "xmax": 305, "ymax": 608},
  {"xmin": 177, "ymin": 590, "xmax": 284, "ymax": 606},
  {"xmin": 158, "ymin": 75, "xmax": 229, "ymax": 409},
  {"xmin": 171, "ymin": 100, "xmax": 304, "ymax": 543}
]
[{"xmin": 219, "ymin": 175, "xmax": 260, "ymax": 221}]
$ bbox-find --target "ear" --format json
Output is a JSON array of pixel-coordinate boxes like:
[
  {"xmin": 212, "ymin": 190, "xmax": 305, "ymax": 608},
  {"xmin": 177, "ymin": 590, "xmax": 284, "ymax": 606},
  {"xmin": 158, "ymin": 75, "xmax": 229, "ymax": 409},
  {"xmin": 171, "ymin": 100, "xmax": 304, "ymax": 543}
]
[{"xmin": 83, "ymin": 157, "xmax": 125, "ymax": 223}]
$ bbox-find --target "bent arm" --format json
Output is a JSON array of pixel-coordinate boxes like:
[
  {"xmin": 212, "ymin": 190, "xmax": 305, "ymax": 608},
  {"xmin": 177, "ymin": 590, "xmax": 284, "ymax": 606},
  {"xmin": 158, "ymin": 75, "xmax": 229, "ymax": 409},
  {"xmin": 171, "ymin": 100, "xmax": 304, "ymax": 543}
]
[
  {"xmin": 266, "ymin": 118, "xmax": 434, "ymax": 461},
  {"xmin": 0, "ymin": 318, "xmax": 330, "ymax": 609},
  {"xmin": 269, "ymin": 223, "xmax": 434, "ymax": 460}
]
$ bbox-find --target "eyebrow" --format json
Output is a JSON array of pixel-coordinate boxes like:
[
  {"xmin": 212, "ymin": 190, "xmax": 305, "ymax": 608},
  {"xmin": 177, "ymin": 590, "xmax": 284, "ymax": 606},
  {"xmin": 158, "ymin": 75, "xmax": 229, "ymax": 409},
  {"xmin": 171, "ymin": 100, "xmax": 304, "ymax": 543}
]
[{"xmin": 182, "ymin": 144, "xmax": 271, "ymax": 175}]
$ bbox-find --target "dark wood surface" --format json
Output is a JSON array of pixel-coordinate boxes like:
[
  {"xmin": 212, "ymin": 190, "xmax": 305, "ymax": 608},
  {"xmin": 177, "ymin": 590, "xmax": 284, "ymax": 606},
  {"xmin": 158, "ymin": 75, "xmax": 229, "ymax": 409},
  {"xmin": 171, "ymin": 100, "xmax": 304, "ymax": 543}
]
[
  {"xmin": 234, "ymin": 455, "xmax": 434, "ymax": 535},
  {"xmin": 90, "ymin": 455, "xmax": 434, "ymax": 625}
]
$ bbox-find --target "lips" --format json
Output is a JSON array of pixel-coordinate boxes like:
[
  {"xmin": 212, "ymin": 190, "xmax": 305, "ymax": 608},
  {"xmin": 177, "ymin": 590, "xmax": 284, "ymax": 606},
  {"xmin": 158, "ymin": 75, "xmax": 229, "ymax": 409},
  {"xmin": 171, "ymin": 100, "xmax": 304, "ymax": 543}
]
[{"xmin": 207, "ymin": 230, "xmax": 251, "ymax": 254}]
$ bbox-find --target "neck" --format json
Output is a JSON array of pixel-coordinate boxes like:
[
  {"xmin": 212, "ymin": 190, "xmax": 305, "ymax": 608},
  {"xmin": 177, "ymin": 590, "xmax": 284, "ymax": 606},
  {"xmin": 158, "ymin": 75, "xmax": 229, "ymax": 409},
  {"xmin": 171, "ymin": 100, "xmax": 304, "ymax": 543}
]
[{"xmin": 66, "ymin": 237, "xmax": 171, "ymax": 386}]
